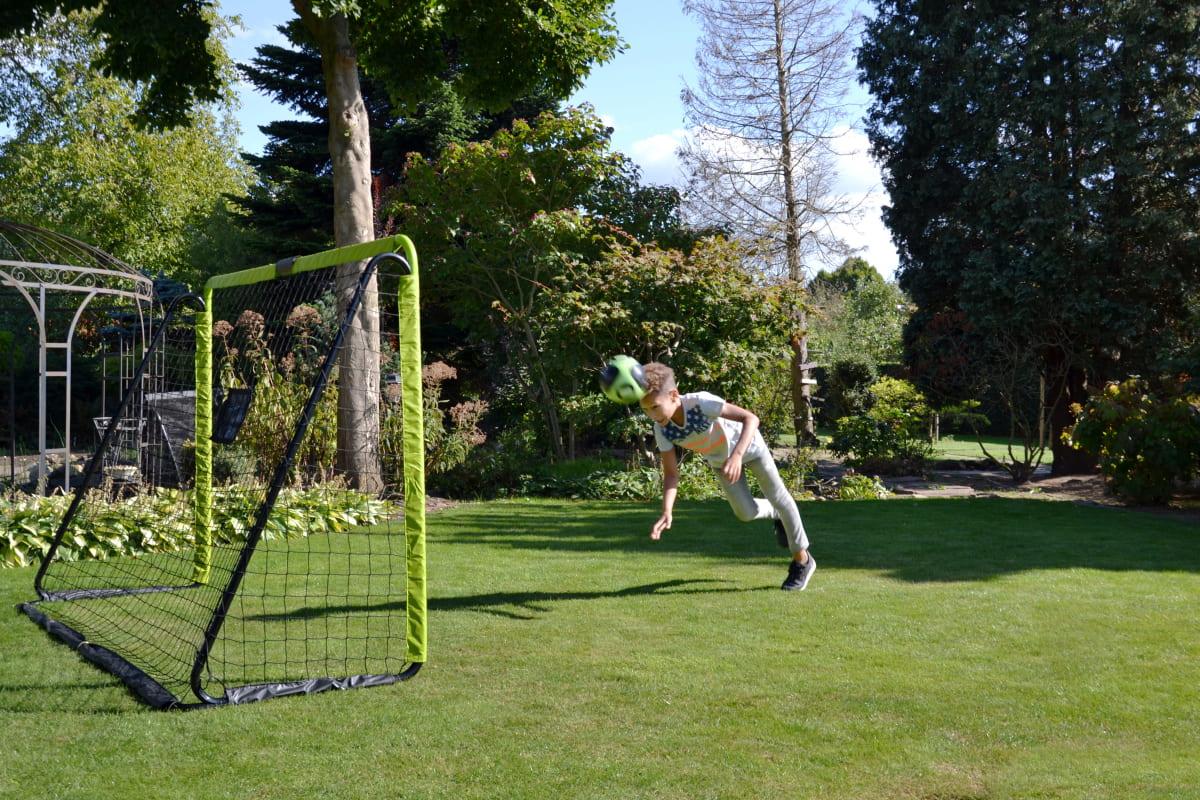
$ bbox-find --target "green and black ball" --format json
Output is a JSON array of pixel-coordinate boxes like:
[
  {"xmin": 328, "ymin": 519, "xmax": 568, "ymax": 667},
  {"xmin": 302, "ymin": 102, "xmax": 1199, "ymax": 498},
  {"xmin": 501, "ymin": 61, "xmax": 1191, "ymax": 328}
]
[{"xmin": 598, "ymin": 355, "xmax": 648, "ymax": 404}]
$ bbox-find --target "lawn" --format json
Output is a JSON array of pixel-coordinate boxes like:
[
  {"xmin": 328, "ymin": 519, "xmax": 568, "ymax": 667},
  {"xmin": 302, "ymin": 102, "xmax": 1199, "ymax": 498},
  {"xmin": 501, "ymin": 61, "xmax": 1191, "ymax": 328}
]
[
  {"xmin": 931, "ymin": 433, "xmax": 1055, "ymax": 465},
  {"xmin": 2, "ymin": 497, "xmax": 1198, "ymax": 799},
  {"xmin": 779, "ymin": 430, "xmax": 1055, "ymax": 465}
]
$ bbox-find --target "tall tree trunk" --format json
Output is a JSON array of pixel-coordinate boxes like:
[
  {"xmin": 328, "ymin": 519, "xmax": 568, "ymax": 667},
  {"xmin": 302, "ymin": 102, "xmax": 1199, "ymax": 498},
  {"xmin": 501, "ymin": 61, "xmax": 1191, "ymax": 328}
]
[
  {"xmin": 297, "ymin": 4, "xmax": 383, "ymax": 493},
  {"xmin": 1047, "ymin": 357, "xmax": 1096, "ymax": 476},
  {"xmin": 519, "ymin": 322, "xmax": 566, "ymax": 462},
  {"xmin": 773, "ymin": 0, "xmax": 815, "ymax": 444}
]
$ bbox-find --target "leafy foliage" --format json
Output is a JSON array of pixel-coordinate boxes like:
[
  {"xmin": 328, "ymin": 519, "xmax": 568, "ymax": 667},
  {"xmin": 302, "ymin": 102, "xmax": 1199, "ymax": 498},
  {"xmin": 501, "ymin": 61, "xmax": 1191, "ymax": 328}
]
[
  {"xmin": 213, "ymin": 305, "xmax": 338, "ymax": 485},
  {"xmin": 0, "ymin": 1, "xmax": 224, "ymax": 129},
  {"xmin": 819, "ymin": 356, "xmax": 878, "ymax": 427},
  {"xmin": 393, "ymin": 107, "xmax": 781, "ymax": 461},
  {"xmin": 1067, "ymin": 378, "xmax": 1200, "ymax": 505},
  {"xmin": 381, "ymin": 361, "xmax": 487, "ymax": 486},
  {"xmin": 836, "ymin": 473, "xmax": 891, "ymax": 501},
  {"xmin": 355, "ymin": 0, "xmax": 619, "ymax": 115},
  {"xmin": 830, "ymin": 377, "xmax": 933, "ymax": 474},
  {"xmin": 231, "ymin": 19, "xmax": 564, "ymax": 265},
  {"xmin": 1, "ymin": 485, "xmax": 389, "ymax": 569},
  {"xmin": 0, "ymin": 10, "xmax": 249, "ymax": 285},
  {"xmin": 808, "ymin": 257, "xmax": 909, "ymax": 369}
]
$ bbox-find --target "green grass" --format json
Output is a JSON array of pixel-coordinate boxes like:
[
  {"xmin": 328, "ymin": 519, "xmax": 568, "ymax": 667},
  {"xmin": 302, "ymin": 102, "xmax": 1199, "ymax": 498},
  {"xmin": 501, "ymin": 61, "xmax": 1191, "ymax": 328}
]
[
  {"xmin": 3, "ymin": 497, "xmax": 1198, "ymax": 799},
  {"xmin": 931, "ymin": 433, "xmax": 1054, "ymax": 465},
  {"xmin": 779, "ymin": 429, "xmax": 1055, "ymax": 465}
]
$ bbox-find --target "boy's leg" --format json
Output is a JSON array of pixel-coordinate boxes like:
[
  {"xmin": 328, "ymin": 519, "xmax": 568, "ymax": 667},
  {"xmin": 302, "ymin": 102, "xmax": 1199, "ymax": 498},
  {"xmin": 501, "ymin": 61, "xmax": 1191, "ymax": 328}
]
[
  {"xmin": 716, "ymin": 469, "xmax": 776, "ymax": 523},
  {"xmin": 745, "ymin": 455, "xmax": 810, "ymax": 553}
]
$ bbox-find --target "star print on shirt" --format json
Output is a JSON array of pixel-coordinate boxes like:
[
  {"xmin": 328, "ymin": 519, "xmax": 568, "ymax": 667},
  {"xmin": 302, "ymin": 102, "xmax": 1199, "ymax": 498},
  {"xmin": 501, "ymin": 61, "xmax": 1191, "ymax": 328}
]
[{"xmin": 663, "ymin": 405, "xmax": 712, "ymax": 441}]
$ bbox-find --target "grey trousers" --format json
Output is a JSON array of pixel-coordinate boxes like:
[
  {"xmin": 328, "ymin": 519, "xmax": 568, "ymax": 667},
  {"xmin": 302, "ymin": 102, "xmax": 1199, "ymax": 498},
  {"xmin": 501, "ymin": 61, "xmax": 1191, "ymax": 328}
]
[{"xmin": 715, "ymin": 453, "xmax": 809, "ymax": 553}]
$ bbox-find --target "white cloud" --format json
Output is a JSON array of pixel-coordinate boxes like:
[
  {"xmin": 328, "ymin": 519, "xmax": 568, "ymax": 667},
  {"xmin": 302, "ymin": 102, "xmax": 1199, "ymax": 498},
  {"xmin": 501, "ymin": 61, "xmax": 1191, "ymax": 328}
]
[
  {"xmin": 628, "ymin": 130, "xmax": 689, "ymax": 186},
  {"xmin": 825, "ymin": 125, "xmax": 897, "ymax": 279},
  {"xmin": 623, "ymin": 124, "xmax": 899, "ymax": 279},
  {"xmin": 826, "ymin": 193, "xmax": 898, "ymax": 281}
]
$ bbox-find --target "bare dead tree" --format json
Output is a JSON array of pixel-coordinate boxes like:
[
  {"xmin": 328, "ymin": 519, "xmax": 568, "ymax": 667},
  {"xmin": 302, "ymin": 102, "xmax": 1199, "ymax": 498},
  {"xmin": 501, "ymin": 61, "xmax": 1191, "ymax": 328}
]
[{"xmin": 679, "ymin": 0, "xmax": 859, "ymax": 443}]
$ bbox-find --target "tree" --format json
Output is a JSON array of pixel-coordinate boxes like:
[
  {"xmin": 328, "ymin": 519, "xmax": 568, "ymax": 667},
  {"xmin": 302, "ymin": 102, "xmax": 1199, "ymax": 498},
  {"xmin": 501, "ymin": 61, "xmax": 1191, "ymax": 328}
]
[
  {"xmin": 392, "ymin": 108, "xmax": 628, "ymax": 461},
  {"xmin": 0, "ymin": 1, "xmax": 223, "ymax": 129},
  {"xmin": 3, "ymin": 0, "xmax": 620, "ymax": 491},
  {"xmin": 859, "ymin": 1, "xmax": 1200, "ymax": 474},
  {"xmin": 810, "ymin": 256, "xmax": 882, "ymax": 295},
  {"xmin": 679, "ymin": 0, "xmax": 860, "ymax": 445},
  {"xmin": 0, "ymin": 9, "xmax": 248, "ymax": 288},
  {"xmin": 283, "ymin": 0, "xmax": 623, "ymax": 490},
  {"xmin": 391, "ymin": 106, "xmax": 720, "ymax": 460},
  {"xmin": 234, "ymin": 19, "xmax": 564, "ymax": 265},
  {"xmin": 808, "ymin": 257, "xmax": 908, "ymax": 370}
]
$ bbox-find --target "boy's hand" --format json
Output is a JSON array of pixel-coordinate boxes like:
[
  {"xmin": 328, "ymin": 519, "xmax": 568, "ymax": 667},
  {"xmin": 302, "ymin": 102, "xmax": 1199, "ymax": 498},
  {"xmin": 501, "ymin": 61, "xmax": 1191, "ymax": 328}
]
[
  {"xmin": 721, "ymin": 453, "xmax": 743, "ymax": 484},
  {"xmin": 650, "ymin": 512, "xmax": 672, "ymax": 540}
]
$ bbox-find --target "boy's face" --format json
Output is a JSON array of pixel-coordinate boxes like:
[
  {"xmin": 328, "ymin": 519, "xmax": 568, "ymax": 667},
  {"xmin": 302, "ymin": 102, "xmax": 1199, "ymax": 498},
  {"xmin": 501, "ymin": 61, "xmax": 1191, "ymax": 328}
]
[{"xmin": 639, "ymin": 388, "xmax": 681, "ymax": 426}]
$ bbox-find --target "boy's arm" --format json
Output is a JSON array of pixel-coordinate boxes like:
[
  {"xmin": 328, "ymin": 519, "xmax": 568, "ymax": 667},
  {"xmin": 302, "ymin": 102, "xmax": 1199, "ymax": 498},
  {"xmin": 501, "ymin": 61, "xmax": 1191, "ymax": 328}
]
[
  {"xmin": 651, "ymin": 447, "xmax": 679, "ymax": 540},
  {"xmin": 718, "ymin": 402, "xmax": 760, "ymax": 483}
]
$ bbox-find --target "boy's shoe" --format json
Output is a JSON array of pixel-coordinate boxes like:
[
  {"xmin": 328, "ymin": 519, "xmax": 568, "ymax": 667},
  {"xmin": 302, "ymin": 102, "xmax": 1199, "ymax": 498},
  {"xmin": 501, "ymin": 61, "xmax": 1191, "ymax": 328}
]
[
  {"xmin": 773, "ymin": 519, "xmax": 789, "ymax": 550},
  {"xmin": 782, "ymin": 555, "xmax": 816, "ymax": 591}
]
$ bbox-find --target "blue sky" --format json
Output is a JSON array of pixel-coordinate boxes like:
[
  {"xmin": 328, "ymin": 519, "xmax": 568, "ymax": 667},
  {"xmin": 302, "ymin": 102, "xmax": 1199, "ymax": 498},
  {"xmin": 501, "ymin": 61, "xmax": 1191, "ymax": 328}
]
[{"xmin": 219, "ymin": 0, "xmax": 897, "ymax": 277}]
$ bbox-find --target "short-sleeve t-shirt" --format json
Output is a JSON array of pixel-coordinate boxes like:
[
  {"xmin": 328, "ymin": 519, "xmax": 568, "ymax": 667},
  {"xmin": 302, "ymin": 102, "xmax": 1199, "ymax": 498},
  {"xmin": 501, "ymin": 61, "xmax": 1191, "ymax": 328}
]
[{"xmin": 653, "ymin": 391, "xmax": 765, "ymax": 466}]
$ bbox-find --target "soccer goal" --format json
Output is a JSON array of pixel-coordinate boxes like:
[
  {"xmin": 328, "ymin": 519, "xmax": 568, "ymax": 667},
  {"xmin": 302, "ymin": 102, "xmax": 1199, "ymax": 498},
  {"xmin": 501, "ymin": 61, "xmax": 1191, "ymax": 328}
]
[{"xmin": 20, "ymin": 236, "xmax": 426, "ymax": 709}]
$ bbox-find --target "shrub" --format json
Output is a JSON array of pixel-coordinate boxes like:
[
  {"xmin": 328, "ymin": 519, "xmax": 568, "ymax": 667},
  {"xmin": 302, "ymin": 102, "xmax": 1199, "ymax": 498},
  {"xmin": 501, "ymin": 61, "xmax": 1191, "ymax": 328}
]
[
  {"xmin": 830, "ymin": 377, "xmax": 933, "ymax": 474},
  {"xmin": 382, "ymin": 361, "xmax": 488, "ymax": 489},
  {"xmin": 1067, "ymin": 378, "xmax": 1200, "ymax": 504},
  {"xmin": 820, "ymin": 356, "xmax": 877, "ymax": 425},
  {"xmin": 1, "ymin": 485, "xmax": 390, "ymax": 569},
  {"xmin": 213, "ymin": 306, "xmax": 337, "ymax": 485},
  {"xmin": 774, "ymin": 449, "xmax": 817, "ymax": 497},
  {"xmin": 837, "ymin": 473, "xmax": 890, "ymax": 500}
]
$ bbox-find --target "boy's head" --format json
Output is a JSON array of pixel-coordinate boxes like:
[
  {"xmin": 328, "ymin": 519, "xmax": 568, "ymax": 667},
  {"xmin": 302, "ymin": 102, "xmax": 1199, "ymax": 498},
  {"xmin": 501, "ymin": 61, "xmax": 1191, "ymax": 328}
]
[{"xmin": 638, "ymin": 362, "xmax": 681, "ymax": 425}]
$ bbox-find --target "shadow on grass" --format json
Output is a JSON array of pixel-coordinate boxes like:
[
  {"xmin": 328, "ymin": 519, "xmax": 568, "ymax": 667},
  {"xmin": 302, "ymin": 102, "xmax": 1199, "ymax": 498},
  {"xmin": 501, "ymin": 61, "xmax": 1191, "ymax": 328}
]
[
  {"xmin": 435, "ymin": 496, "xmax": 1200, "ymax": 583},
  {"xmin": 248, "ymin": 578, "xmax": 768, "ymax": 621}
]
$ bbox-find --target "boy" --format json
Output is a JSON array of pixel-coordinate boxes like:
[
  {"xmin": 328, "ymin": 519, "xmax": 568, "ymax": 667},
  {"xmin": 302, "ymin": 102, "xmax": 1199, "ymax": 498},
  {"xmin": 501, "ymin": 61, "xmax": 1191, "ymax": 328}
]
[{"xmin": 638, "ymin": 362, "xmax": 815, "ymax": 591}]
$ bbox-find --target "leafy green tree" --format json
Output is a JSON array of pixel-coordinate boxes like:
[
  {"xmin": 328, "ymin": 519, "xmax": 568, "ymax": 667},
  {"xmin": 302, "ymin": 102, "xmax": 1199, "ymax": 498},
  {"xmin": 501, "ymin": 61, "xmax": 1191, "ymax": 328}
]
[
  {"xmin": 1068, "ymin": 378, "xmax": 1200, "ymax": 504},
  {"xmin": 858, "ymin": 1, "xmax": 1200, "ymax": 475},
  {"xmin": 291, "ymin": 0, "xmax": 620, "ymax": 490},
  {"xmin": 0, "ymin": 10, "xmax": 248, "ymax": 287},
  {"xmin": 392, "ymin": 108, "xmax": 627, "ymax": 460},
  {"xmin": 808, "ymin": 257, "xmax": 908, "ymax": 369},
  {"xmin": 810, "ymin": 257, "xmax": 882, "ymax": 295},
  {"xmin": 393, "ymin": 107, "xmax": 767, "ymax": 461},
  {"xmin": 233, "ymin": 19, "xmax": 563, "ymax": 263},
  {"xmin": 539, "ymin": 236, "xmax": 795, "ymax": 455},
  {"xmin": 0, "ymin": 1, "xmax": 223, "ymax": 129}
]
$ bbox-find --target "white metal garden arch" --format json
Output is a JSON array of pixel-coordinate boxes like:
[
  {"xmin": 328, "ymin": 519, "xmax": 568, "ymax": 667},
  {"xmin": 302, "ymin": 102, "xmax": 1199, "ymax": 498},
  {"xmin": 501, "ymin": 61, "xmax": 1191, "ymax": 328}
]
[{"xmin": 0, "ymin": 220, "xmax": 155, "ymax": 492}]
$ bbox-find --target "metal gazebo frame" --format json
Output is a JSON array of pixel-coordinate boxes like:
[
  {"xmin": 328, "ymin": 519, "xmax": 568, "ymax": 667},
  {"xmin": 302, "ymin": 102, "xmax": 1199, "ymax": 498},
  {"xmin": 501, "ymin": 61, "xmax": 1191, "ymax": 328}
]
[{"xmin": 0, "ymin": 220, "xmax": 156, "ymax": 493}]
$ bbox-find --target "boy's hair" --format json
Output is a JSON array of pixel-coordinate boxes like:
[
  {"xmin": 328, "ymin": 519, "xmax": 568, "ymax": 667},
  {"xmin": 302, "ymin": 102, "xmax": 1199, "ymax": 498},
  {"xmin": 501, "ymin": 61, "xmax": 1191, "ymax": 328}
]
[{"xmin": 642, "ymin": 362, "xmax": 677, "ymax": 394}]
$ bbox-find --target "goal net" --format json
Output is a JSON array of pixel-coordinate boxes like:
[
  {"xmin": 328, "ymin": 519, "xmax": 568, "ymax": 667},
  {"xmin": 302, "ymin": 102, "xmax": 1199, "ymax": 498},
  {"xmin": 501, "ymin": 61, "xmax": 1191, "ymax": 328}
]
[{"xmin": 20, "ymin": 237, "xmax": 426, "ymax": 708}]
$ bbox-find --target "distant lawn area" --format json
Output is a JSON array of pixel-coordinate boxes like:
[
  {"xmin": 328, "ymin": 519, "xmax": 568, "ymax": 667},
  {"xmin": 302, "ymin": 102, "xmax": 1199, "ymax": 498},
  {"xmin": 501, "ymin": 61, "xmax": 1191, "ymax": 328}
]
[
  {"xmin": 779, "ymin": 429, "xmax": 1055, "ymax": 465},
  {"xmin": 2, "ymin": 497, "xmax": 1197, "ymax": 799}
]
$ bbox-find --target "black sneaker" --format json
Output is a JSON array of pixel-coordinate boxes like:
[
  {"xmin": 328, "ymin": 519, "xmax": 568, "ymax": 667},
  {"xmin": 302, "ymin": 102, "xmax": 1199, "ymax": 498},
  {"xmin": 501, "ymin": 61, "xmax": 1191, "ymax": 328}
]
[
  {"xmin": 773, "ymin": 519, "xmax": 789, "ymax": 550},
  {"xmin": 781, "ymin": 555, "xmax": 816, "ymax": 591}
]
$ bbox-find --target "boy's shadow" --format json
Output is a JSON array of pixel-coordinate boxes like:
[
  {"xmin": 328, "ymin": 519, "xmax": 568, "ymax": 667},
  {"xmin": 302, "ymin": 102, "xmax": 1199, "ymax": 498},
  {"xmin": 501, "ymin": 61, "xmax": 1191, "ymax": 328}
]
[{"xmin": 249, "ymin": 578, "xmax": 766, "ymax": 621}]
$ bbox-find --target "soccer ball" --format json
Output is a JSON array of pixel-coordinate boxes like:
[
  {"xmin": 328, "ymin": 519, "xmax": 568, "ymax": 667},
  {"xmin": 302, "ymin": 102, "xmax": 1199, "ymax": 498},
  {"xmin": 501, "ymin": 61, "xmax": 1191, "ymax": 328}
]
[{"xmin": 598, "ymin": 355, "xmax": 647, "ymax": 404}]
